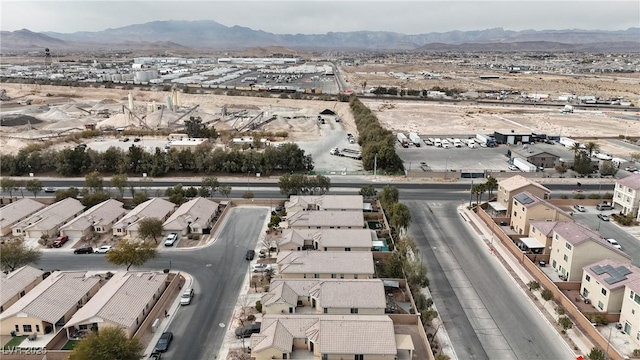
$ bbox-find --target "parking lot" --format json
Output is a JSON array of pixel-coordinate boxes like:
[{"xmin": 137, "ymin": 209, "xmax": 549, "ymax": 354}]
[
  {"xmin": 219, "ymin": 70, "xmax": 339, "ymax": 94},
  {"xmin": 85, "ymin": 136, "xmax": 169, "ymax": 153}
]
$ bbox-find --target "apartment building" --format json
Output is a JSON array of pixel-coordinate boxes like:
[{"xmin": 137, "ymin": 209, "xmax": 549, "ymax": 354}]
[
  {"xmin": 510, "ymin": 192, "xmax": 571, "ymax": 235},
  {"xmin": 497, "ymin": 175, "xmax": 551, "ymax": 214},
  {"xmin": 613, "ymin": 174, "xmax": 640, "ymax": 217},
  {"xmin": 580, "ymin": 259, "xmax": 640, "ymax": 313}
]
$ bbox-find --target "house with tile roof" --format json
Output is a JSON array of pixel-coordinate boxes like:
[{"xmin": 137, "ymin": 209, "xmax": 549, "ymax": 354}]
[
  {"xmin": 284, "ymin": 211, "xmax": 365, "ymax": 230},
  {"xmin": 0, "ymin": 266, "xmax": 44, "ymax": 313},
  {"xmin": 0, "ymin": 271, "xmax": 101, "ymax": 336},
  {"xmin": 497, "ymin": 175, "xmax": 551, "ymax": 214},
  {"xmin": 529, "ymin": 220, "xmax": 566, "ymax": 254},
  {"xmin": 285, "ymin": 195, "xmax": 364, "ymax": 213},
  {"xmin": 0, "ymin": 199, "xmax": 45, "ymax": 236},
  {"xmin": 162, "ymin": 197, "xmax": 218, "ymax": 236},
  {"xmin": 276, "ymin": 228, "xmax": 376, "ymax": 252},
  {"xmin": 63, "ymin": 271, "xmax": 168, "ymax": 338},
  {"xmin": 276, "ymin": 251, "xmax": 375, "ymax": 279},
  {"xmin": 262, "ymin": 279, "xmax": 386, "ymax": 315},
  {"xmin": 580, "ymin": 259, "xmax": 640, "ymax": 313},
  {"xmin": 11, "ymin": 198, "xmax": 84, "ymax": 239},
  {"xmin": 112, "ymin": 198, "xmax": 175, "ymax": 238},
  {"xmin": 510, "ymin": 191, "xmax": 572, "ymax": 235},
  {"xmin": 59, "ymin": 199, "xmax": 125, "ymax": 240},
  {"xmin": 617, "ymin": 277, "xmax": 640, "ymax": 348},
  {"xmin": 613, "ymin": 174, "xmax": 640, "ymax": 217},
  {"xmin": 249, "ymin": 314, "xmax": 404, "ymax": 360},
  {"xmin": 549, "ymin": 222, "xmax": 630, "ymax": 281}
]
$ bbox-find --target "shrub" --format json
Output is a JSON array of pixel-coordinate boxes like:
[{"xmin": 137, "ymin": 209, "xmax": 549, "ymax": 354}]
[
  {"xmin": 255, "ymin": 300, "xmax": 262, "ymax": 313},
  {"xmin": 558, "ymin": 316, "xmax": 573, "ymax": 330},
  {"xmin": 602, "ymin": 192, "xmax": 613, "ymax": 199},
  {"xmin": 541, "ymin": 289, "xmax": 554, "ymax": 301},
  {"xmin": 560, "ymin": 194, "xmax": 569, "ymax": 199},
  {"xmin": 556, "ymin": 306, "xmax": 566, "ymax": 315},
  {"xmin": 588, "ymin": 193, "xmax": 601, "ymax": 199},
  {"xmin": 633, "ymin": 349, "xmax": 640, "ymax": 357},
  {"xmin": 527, "ymin": 281, "xmax": 540, "ymax": 291},
  {"xmin": 573, "ymin": 193, "xmax": 586, "ymax": 199}
]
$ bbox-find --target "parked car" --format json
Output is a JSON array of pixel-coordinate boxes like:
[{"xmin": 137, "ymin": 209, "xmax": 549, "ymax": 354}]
[
  {"xmin": 597, "ymin": 213, "xmax": 610, "ymax": 222},
  {"xmin": 94, "ymin": 245, "xmax": 112, "ymax": 254},
  {"xmin": 235, "ymin": 323, "xmax": 261, "ymax": 338},
  {"xmin": 180, "ymin": 288, "xmax": 194, "ymax": 306},
  {"xmin": 149, "ymin": 353, "xmax": 162, "ymax": 360},
  {"xmin": 121, "ymin": 137, "xmax": 130, "ymax": 142},
  {"xmin": 74, "ymin": 246, "xmax": 93, "ymax": 254},
  {"xmin": 52, "ymin": 235, "xmax": 69, "ymax": 248},
  {"xmin": 624, "ymin": 167, "xmax": 638, "ymax": 172},
  {"xmin": 596, "ymin": 203, "xmax": 614, "ymax": 211},
  {"xmin": 275, "ymin": 205, "xmax": 284, "ymax": 212},
  {"xmin": 605, "ymin": 238, "xmax": 622, "ymax": 250},
  {"xmin": 133, "ymin": 137, "xmax": 141, "ymax": 142},
  {"xmin": 245, "ymin": 250, "xmax": 255, "ymax": 260},
  {"xmin": 508, "ymin": 165, "xmax": 519, "ymax": 171},
  {"xmin": 154, "ymin": 332, "xmax": 173, "ymax": 353},
  {"xmin": 164, "ymin": 233, "xmax": 178, "ymax": 247},
  {"xmin": 573, "ymin": 205, "xmax": 586, "ymax": 212},
  {"xmin": 252, "ymin": 263, "xmax": 273, "ymax": 273},
  {"xmin": 44, "ymin": 187, "xmax": 56, "ymax": 193}
]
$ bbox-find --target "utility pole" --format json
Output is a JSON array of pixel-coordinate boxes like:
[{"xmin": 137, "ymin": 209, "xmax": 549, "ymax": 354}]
[
  {"xmin": 374, "ymin": 154, "xmax": 377, "ymax": 181},
  {"xmin": 469, "ymin": 180, "xmax": 474, "ymax": 207}
]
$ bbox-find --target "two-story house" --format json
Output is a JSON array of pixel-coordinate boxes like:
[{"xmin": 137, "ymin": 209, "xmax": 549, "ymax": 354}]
[
  {"xmin": 497, "ymin": 175, "xmax": 551, "ymax": 214},
  {"xmin": 510, "ymin": 192, "xmax": 572, "ymax": 235},
  {"xmin": 580, "ymin": 259, "xmax": 640, "ymax": 313},
  {"xmin": 276, "ymin": 251, "xmax": 375, "ymax": 279},
  {"xmin": 613, "ymin": 174, "xmax": 640, "ymax": 217},
  {"xmin": 549, "ymin": 222, "xmax": 630, "ymax": 281},
  {"xmin": 618, "ymin": 279, "xmax": 640, "ymax": 347},
  {"xmin": 262, "ymin": 279, "xmax": 386, "ymax": 315},
  {"xmin": 276, "ymin": 228, "xmax": 376, "ymax": 252}
]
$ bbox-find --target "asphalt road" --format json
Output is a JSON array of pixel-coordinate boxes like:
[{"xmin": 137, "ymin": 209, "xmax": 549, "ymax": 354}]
[
  {"xmin": 36, "ymin": 207, "xmax": 268, "ymax": 360},
  {"xmin": 405, "ymin": 200, "xmax": 574, "ymax": 360}
]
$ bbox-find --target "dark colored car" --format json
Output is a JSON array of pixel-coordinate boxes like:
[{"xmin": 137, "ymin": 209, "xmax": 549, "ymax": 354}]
[
  {"xmin": 246, "ymin": 250, "xmax": 255, "ymax": 260},
  {"xmin": 52, "ymin": 235, "xmax": 69, "ymax": 248},
  {"xmin": 149, "ymin": 353, "xmax": 162, "ymax": 360},
  {"xmin": 154, "ymin": 332, "xmax": 173, "ymax": 353},
  {"xmin": 74, "ymin": 246, "xmax": 93, "ymax": 254},
  {"xmin": 134, "ymin": 138, "xmax": 141, "ymax": 142},
  {"xmin": 235, "ymin": 323, "xmax": 261, "ymax": 338},
  {"xmin": 275, "ymin": 205, "xmax": 284, "ymax": 212}
]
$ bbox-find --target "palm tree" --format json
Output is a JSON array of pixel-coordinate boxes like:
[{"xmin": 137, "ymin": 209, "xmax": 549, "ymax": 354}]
[
  {"xmin": 472, "ymin": 183, "xmax": 487, "ymax": 205},
  {"xmin": 569, "ymin": 143, "xmax": 582, "ymax": 158},
  {"xmin": 585, "ymin": 141, "xmax": 600, "ymax": 158},
  {"xmin": 484, "ymin": 177, "xmax": 498, "ymax": 200}
]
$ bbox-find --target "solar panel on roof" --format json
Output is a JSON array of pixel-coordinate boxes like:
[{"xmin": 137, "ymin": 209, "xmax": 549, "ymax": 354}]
[
  {"xmin": 514, "ymin": 193, "xmax": 535, "ymax": 205},
  {"xmin": 590, "ymin": 265, "xmax": 607, "ymax": 275}
]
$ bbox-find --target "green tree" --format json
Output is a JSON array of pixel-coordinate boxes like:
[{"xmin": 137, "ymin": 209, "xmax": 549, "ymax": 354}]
[
  {"xmin": 0, "ymin": 239, "xmax": 41, "ymax": 272},
  {"xmin": 25, "ymin": 178, "xmax": 42, "ymax": 198},
  {"xmin": 573, "ymin": 152, "xmax": 595, "ymax": 176},
  {"xmin": 202, "ymin": 176, "xmax": 219, "ymax": 198},
  {"xmin": 132, "ymin": 192, "xmax": 149, "ymax": 206},
  {"xmin": 484, "ymin": 176, "xmax": 498, "ymax": 200},
  {"xmin": 81, "ymin": 192, "xmax": 111, "ymax": 207},
  {"xmin": 378, "ymin": 253, "xmax": 404, "ymax": 278},
  {"xmin": 242, "ymin": 191, "xmax": 255, "ymax": 199},
  {"xmin": 69, "ymin": 325, "xmax": 143, "ymax": 360},
  {"xmin": 586, "ymin": 348, "xmax": 605, "ymax": 360},
  {"xmin": 472, "ymin": 183, "xmax": 487, "ymax": 205},
  {"xmin": 541, "ymin": 289, "xmax": 554, "ymax": 302},
  {"xmin": 184, "ymin": 116, "xmax": 218, "ymax": 139},
  {"xmin": 137, "ymin": 218, "xmax": 164, "ymax": 244},
  {"xmin": 218, "ymin": 184, "xmax": 232, "ymax": 198},
  {"xmin": 600, "ymin": 160, "xmax": 618, "ymax": 177},
  {"xmin": 405, "ymin": 259, "xmax": 429, "ymax": 289},
  {"xmin": 84, "ymin": 171, "xmax": 104, "ymax": 193},
  {"xmin": 106, "ymin": 239, "xmax": 158, "ymax": 270},
  {"xmin": 527, "ymin": 281, "xmax": 540, "ymax": 291},
  {"xmin": 110, "ymin": 173, "xmax": 128, "ymax": 198},
  {"xmin": 435, "ymin": 354, "xmax": 451, "ymax": 360},
  {"xmin": 555, "ymin": 162, "xmax": 568, "ymax": 177},
  {"xmin": 1, "ymin": 177, "xmax": 18, "ymax": 198},
  {"xmin": 558, "ymin": 316, "xmax": 573, "ymax": 330},
  {"xmin": 166, "ymin": 184, "xmax": 185, "ymax": 204},
  {"xmin": 569, "ymin": 143, "xmax": 583, "ymax": 158},
  {"xmin": 55, "ymin": 187, "xmax": 80, "ymax": 201},
  {"xmin": 389, "ymin": 202, "xmax": 411, "ymax": 232},
  {"xmin": 585, "ymin": 141, "xmax": 600, "ymax": 157},
  {"xmin": 378, "ymin": 185, "xmax": 399, "ymax": 210},
  {"xmin": 359, "ymin": 185, "xmax": 377, "ymax": 199}
]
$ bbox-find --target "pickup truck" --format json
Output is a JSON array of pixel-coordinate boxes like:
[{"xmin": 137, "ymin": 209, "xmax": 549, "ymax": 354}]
[{"xmin": 235, "ymin": 323, "xmax": 261, "ymax": 338}]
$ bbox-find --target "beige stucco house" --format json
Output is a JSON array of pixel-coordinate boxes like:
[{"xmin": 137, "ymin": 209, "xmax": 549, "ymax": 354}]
[
  {"xmin": 549, "ymin": 222, "xmax": 630, "ymax": 281},
  {"xmin": 285, "ymin": 195, "xmax": 364, "ymax": 213},
  {"xmin": 1, "ymin": 266, "xmax": 44, "ymax": 313},
  {"xmin": 11, "ymin": 198, "xmax": 84, "ymax": 239},
  {"xmin": 617, "ymin": 279, "xmax": 640, "ymax": 347},
  {"xmin": 262, "ymin": 279, "xmax": 386, "ymax": 315},
  {"xmin": 276, "ymin": 251, "xmax": 375, "ymax": 279},
  {"xmin": 510, "ymin": 192, "xmax": 572, "ymax": 235},
  {"xmin": 249, "ymin": 314, "xmax": 403, "ymax": 360},
  {"xmin": 64, "ymin": 271, "xmax": 168, "ymax": 339},
  {"xmin": 529, "ymin": 221, "xmax": 565, "ymax": 255},
  {"xmin": 59, "ymin": 199, "xmax": 125, "ymax": 240},
  {"xmin": 285, "ymin": 210, "xmax": 365, "ymax": 230},
  {"xmin": 0, "ymin": 271, "xmax": 101, "ymax": 336},
  {"xmin": 276, "ymin": 228, "xmax": 375, "ymax": 252},
  {"xmin": 0, "ymin": 199, "xmax": 45, "ymax": 236},
  {"xmin": 580, "ymin": 259, "xmax": 640, "ymax": 313},
  {"xmin": 162, "ymin": 197, "xmax": 218, "ymax": 236},
  {"xmin": 497, "ymin": 175, "xmax": 551, "ymax": 214},
  {"xmin": 613, "ymin": 174, "xmax": 640, "ymax": 217},
  {"xmin": 112, "ymin": 198, "xmax": 175, "ymax": 238}
]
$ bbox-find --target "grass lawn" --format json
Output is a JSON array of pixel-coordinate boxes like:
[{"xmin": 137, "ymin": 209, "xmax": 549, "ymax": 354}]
[
  {"xmin": 2, "ymin": 336, "xmax": 26, "ymax": 350},
  {"xmin": 62, "ymin": 340, "xmax": 80, "ymax": 350}
]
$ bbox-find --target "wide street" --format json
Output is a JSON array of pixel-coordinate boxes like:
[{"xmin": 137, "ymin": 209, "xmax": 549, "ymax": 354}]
[
  {"xmin": 25, "ymin": 179, "xmax": 616, "ymax": 360},
  {"xmin": 36, "ymin": 207, "xmax": 268, "ymax": 360}
]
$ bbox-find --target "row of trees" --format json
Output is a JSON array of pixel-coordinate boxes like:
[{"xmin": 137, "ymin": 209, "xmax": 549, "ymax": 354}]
[
  {"xmin": 277, "ymin": 173, "xmax": 331, "ymax": 195},
  {"xmin": 0, "ymin": 142, "xmax": 313, "ymax": 177},
  {"xmin": 471, "ymin": 177, "xmax": 498, "ymax": 206},
  {"xmin": 349, "ymin": 96, "xmax": 404, "ymax": 173}
]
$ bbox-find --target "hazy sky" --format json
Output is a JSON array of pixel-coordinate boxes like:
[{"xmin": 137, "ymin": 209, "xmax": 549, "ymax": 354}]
[{"xmin": 2, "ymin": 1, "xmax": 638, "ymax": 34}]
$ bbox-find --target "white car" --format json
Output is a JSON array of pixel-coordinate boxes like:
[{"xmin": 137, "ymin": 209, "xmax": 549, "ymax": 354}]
[
  {"xmin": 509, "ymin": 165, "xmax": 519, "ymax": 171},
  {"xmin": 180, "ymin": 288, "xmax": 194, "ymax": 306},
  {"xmin": 94, "ymin": 245, "xmax": 112, "ymax": 254},
  {"xmin": 252, "ymin": 263, "xmax": 273, "ymax": 273},
  {"xmin": 164, "ymin": 233, "xmax": 178, "ymax": 247},
  {"xmin": 605, "ymin": 238, "xmax": 622, "ymax": 250}
]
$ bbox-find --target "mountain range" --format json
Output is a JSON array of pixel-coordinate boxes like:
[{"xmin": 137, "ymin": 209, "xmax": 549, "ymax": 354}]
[{"xmin": 1, "ymin": 20, "xmax": 638, "ymax": 52}]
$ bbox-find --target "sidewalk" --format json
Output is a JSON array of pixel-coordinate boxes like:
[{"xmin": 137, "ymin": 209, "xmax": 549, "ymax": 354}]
[{"xmin": 459, "ymin": 205, "xmax": 593, "ymax": 357}]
